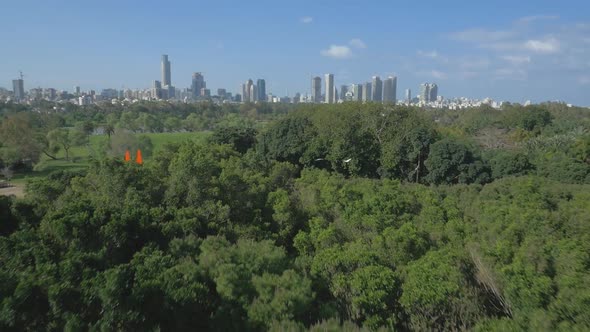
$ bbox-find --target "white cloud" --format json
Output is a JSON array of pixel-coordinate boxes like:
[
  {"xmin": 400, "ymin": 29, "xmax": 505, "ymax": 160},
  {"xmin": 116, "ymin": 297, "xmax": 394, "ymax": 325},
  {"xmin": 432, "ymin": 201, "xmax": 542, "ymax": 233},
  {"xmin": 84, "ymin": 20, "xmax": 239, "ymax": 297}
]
[
  {"xmin": 349, "ymin": 38, "xmax": 366, "ymax": 49},
  {"xmin": 524, "ymin": 38, "xmax": 560, "ymax": 53},
  {"xmin": 300, "ymin": 16, "xmax": 313, "ymax": 24},
  {"xmin": 518, "ymin": 15, "xmax": 559, "ymax": 24},
  {"xmin": 501, "ymin": 55, "xmax": 531, "ymax": 65},
  {"xmin": 320, "ymin": 45, "xmax": 353, "ymax": 59},
  {"xmin": 417, "ymin": 50, "xmax": 438, "ymax": 58}
]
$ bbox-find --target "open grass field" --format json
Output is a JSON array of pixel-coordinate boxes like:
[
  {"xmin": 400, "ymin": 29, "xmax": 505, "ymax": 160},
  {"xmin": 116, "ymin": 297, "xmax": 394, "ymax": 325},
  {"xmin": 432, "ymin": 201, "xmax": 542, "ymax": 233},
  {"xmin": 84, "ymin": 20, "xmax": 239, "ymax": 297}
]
[{"xmin": 6, "ymin": 131, "xmax": 210, "ymax": 193}]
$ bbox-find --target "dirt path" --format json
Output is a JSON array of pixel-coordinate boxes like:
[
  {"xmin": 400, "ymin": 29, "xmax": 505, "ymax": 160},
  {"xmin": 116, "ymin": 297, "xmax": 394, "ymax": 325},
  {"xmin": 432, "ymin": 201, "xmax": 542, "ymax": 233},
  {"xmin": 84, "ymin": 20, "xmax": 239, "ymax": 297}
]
[{"xmin": 0, "ymin": 184, "xmax": 25, "ymax": 198}]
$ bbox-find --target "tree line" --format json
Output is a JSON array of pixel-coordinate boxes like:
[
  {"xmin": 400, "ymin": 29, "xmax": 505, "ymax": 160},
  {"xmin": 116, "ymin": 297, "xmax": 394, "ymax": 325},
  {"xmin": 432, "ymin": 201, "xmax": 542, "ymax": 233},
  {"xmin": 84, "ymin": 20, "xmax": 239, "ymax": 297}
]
[{"xmin": 0, "ymin": 101, "xmax": 589, "ymax": 330}]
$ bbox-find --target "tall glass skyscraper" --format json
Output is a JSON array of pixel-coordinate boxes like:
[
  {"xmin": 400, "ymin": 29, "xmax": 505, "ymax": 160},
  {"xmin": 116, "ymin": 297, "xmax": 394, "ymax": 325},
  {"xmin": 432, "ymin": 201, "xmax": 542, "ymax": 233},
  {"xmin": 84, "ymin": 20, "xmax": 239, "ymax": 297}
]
[
  {"xmin": 372, "ymin": 76, "xmax": 383, "ymax": 102},
  {"xmin": 191, "ymin": 73, "xmax": 206, "ymax": 98},
  {"xmin": 257, "ymin": 79, "xmax": 266, "ymax": 101},
  {"xmin": 383, "ymin": 76, "xmax": 397, "ymax": 104},
  {"xmin": 161, "ymin": 55, "xmax": 171, "ymax": 87},
  {"xmin": 312, "ymin": 76, "xmax": 322, "ymax": 103},
  {"xmin": 325, "ymin": 73, "xmax": 334, "ymax": 104}
]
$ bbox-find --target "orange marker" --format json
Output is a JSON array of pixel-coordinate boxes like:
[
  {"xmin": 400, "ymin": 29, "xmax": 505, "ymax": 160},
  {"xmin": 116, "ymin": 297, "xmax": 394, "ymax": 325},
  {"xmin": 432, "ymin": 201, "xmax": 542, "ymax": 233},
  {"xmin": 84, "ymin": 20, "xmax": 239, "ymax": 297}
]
[
  {"xmin": 124, "ymin": 149, "xmax": 131, "ymax": 162},
  {"xmin": 136, "ymin": 149, "xmax": 143, "ymax": 165}
]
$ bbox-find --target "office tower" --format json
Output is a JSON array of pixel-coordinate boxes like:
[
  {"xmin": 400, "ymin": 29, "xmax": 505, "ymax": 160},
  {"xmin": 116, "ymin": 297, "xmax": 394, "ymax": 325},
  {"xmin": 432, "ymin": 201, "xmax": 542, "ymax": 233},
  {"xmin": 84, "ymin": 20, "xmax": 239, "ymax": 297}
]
[
  {"xmin": 201, "ymin": 88, "xmax": 211, "ymax": 97},
  {"xmin": 217, "ymin": 88, "xmax": 227, "ymax": 98},
  {"xmin": 191, "ymin": 73, "xmax": 206, "ymax": 98},
  {"xmin": 250, "ymin": 84, "xmax": 258, "ymax": 102},
  {"xmin": 257, "ymin": 79, "xmax": 266, "ymax": 101},
  {"xmin": 312, "ymin": 76, "xmax": 322, "ymax": 103},
  {"xmin": 325, "ymin": 73, "xmax": 334, "ymax": 104},
  {"xmin": 420, "ymin": 83, "xmax": 430, "ymax": 102},
  {"xmin": 74, "ymin": 86, "xmax": 81, "ymax": 96},
  {"xmin": 12, "ymin": 79, "xmax": 24, "ymax": 101},
  {"xmin": 241, "ymin": 84, "xmax": 247, "ymax": 101},
  {"xmin": 293, "ymin": 92, "xmax": 301, "ymax": 104},
  {"xmin": 351, "ymin": 84, "xmax": 363, "ymax": 101},
  {"xmin": 405, "ymin": 89, "xmax": 411, "ymax": 103},
  {"xmin": 371, "ymin": 76, "xmax": 383, "ymax": 102},
  {"xmin": 152, "ymin": 80, "xmax": 162, "ymax": 99},
  {"xmin": 383, "ymin": 76, "xmax": 397, "ymax": 104},
  {"xmin": 362, "ymin": 82, "xmax": 372, "ymax": 102},
  {"xmin": 429, "ymin": 83, "xmax": 438, "ymax": 102},
  {"xmin": 340, "ymin": 85, "xmax": 349, "ymax": 102},
  {"xmin": 161, "ymin": 55, "xmax": 171, "ymax": 87},
  {"xmin": 245, "ymin": 79, "xmax": 254, "ymax": 102}
]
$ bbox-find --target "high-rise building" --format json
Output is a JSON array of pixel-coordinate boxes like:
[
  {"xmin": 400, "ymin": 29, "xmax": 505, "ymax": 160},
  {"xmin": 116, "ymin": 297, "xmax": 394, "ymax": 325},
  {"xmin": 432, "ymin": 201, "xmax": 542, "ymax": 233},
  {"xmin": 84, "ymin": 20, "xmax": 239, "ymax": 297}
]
[
  {"xmin": 383, "ymin": 76, "xmax": 397, "ymax": 104},
  {"xmin": 74, "ymin": 86, "xmax": 81, "ymax": 96},
  {"xmin": 217, "ymin": 88, "xmax": 227, "ymax": 98},
  {"xmin": 325, "ymin": 73, "xmax": 334, "ymax": 104},
  {"xmin": 340, "ymin": 85, "xmax": 349, "ymax": 102},
  {"xmin": 152, "ymin": 80, "xmax": 162, "ymax": 99},
  {"xmin": 12, "ymin": 79, "xmax": 24, "ymax": 101},
  {"xmin": 161, "ymin": 55, "xmax": 171, "ymax": 87},
  {"xmin": 351, "ymin": 84, "xmax": 362, "ymax": 101},
  {"xmin": 312, "ymin": 76, "xmax": 322, "ymax": 103},
  {"xmin": 250, "ymin": 84, "xmax": 258, "ymax": 102},
  {"xmin": 191, "ymin": 73, "xmax": 206, "ymax": 98},
  {"xmin": 420, "ymin": 83, "xmax": 430, "ymax": 103},
  {"xmin": 257, "ymin": 79, "xmax": 266, "ymax": 101},
  {"xmin": 429, "ymin": 83, "xmax": 438, "ymax": 102},
  {"xmin": 371, "ymin": 76, "xmax": 383, "ymax": 102},
  {"xmin": 245, "ymin": 79, "xmax": 254, "ymax": 102},
  {"xmin": 201, "ymin": 88, "xmax": 211, "ymax": 97},
  {"xmin": 405, "ymin": 89, "xmax": 411, "ymax": 103},
  {"xmin": 362, "ymin": 82, "xmax": 372, "ymax": 102}
]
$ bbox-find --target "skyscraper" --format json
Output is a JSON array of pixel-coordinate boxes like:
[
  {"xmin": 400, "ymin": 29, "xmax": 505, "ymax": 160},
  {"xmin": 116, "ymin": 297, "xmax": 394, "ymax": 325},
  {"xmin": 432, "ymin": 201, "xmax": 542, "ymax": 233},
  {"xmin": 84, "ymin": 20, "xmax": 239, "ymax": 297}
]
[
  {"xmin": 371, "ymin": 76, "xmax": 383, "ymax": 102},
  {"xmin": 12, "ymin": 79, "xmax": 24, "ymax": 102},
  {"xmin": 383, "ymin": 76, "xmax": 397, "ymax": 104},
  {"xmin": 161, "ymin": 55, "xmax": 171, "ymax": 87},
  {"xmin": 351, "ymin": 84, "xmax": 363, "ymax": 101},
  {"xmin": 312, "ymin": 76, "xmax": 322, "ymax": 103},
  {"xmin": 405, "ymin": 89, "xmax": 412, "ymax": 103},
  {"xmin": 257, "ymin": 79, "xmax": 266, "ymax": 101},
  {"xmin": 429, "ymin": 83, "xmax": 438, "ymax": 102},
  {"xmin": 74, "ymin": 86, "xmax": 81, "ymax": 96},
  {"xmin": 250, "ymin": 84, "xmax": 258, "ymax": 102},
  {"xmin": 191, "ymin": 73, "xmax": 206, "ymax": 98},
  {"xmin": 152, "ymin": 80, "xmax": 162, "ymax": 99},
  {"xmin": 325, "ymin": 73, "xmax": 334, "ymax": 104},
  {"xmin": 340, "ymin": 85, "xmax": 349, "ymax": 102},
  {"xmin": 362, "ymin": 82, "xmax": 372, "ymax": 102},
  {"xmin": 245, "ymin": 79, "xmax": 254, "ymax": 102},
  {"xmin": 420, "ymin": 83, "xmax": 430, "ymax": 103}
]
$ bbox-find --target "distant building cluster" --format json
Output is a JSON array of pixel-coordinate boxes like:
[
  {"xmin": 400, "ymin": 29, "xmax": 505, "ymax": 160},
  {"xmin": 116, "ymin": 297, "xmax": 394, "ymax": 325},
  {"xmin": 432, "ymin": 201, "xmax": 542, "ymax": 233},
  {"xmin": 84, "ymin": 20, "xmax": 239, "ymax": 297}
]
[{"xmin": 1, "ymin": 53, "xmax": 558, "ymax": 109}]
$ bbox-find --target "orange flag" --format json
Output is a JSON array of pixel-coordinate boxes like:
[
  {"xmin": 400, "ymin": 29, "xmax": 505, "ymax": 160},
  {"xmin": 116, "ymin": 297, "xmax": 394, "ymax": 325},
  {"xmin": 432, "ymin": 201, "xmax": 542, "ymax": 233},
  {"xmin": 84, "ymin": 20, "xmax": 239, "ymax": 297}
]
[
  {"xmin": 124, "ymin": 149, "xmax": 131, "ymax": 162},
  {"xmin": 136, "ymin": 149, "xmax": 143, "ymax": 165}
]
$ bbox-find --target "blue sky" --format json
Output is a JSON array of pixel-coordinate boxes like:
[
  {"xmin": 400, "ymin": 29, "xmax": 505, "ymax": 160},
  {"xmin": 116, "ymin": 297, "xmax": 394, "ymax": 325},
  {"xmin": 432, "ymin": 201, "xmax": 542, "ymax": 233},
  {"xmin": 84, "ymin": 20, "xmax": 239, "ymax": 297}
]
[{"xmin": 1, "ymin": 0, "xmax": 589, "ymax": 105}]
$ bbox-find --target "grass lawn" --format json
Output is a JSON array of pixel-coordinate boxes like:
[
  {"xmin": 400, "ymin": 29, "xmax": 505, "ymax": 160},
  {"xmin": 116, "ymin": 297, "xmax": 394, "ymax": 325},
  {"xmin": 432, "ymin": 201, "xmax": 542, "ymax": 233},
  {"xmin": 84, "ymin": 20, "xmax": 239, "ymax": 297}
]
[{"xmin": 10, "ymin": 131, "xmax": 210, "ymax": 186}]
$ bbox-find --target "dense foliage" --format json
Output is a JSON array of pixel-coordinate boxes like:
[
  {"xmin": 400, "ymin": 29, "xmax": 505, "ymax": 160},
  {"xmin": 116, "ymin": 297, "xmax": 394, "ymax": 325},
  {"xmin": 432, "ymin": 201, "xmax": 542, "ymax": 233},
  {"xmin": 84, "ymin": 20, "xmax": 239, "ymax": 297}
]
[{"xmin": 1, "ymin": 101, "xmax": 590, "ymax": 330}]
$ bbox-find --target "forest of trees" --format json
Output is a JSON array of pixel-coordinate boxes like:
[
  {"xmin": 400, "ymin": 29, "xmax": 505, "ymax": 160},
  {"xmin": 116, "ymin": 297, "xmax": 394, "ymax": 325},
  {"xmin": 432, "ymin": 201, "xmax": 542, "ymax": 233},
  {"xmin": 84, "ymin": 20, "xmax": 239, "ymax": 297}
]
[{"xmin": 1, "ymin": 100, "xmax": 590, "ymax": 330}]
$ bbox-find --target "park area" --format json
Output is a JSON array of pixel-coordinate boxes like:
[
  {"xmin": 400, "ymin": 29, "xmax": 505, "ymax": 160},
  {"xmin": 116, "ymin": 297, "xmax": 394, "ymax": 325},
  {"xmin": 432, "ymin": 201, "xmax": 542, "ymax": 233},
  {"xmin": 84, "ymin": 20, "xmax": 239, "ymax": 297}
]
[{"xmin": 0, "ymin": 131, "xmax": 209, "ymax": 198}]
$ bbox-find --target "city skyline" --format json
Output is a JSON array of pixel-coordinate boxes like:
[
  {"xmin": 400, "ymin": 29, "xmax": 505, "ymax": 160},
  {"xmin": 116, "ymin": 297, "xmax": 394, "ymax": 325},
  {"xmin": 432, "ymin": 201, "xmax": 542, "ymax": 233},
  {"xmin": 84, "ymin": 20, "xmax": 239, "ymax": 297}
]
[{"xmin": 1, "ymin": 1, "xmax": 589, "ymax": 105}]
